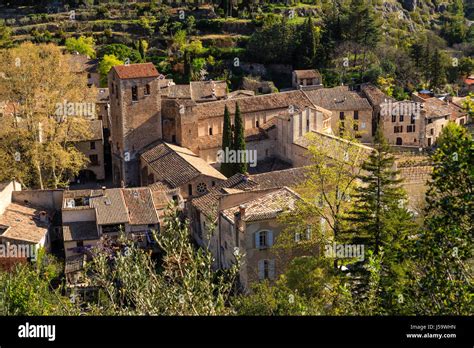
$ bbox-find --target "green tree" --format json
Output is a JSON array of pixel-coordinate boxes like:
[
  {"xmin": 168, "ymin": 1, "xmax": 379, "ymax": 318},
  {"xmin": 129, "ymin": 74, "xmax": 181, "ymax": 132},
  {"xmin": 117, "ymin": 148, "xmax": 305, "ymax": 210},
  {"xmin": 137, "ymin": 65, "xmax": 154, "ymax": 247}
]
[
  {"xmin": 0, "ymin": 43, "xmax": 95, "ymax": 189},
  {"xmin": 344, "ymin": 129, "xmax": 412, "ymax": 254},
  {"xmin": 98, "ymin": 54, "xmax": 123, "ymax": 87},
  {"xmin": 0, "ymin": 250, "xmax": 79, "ymax": 315},
  {"xmin": 343, "ymin": 129, "xmax": 415, "ymax": 313},
  {"xmin": 442, "ymin": 0, "xmax": 468, "ymax": 45},
  {"xmin": 296, "ymin": 16, "xmax": 320, "ymax": 69},
  {"xmin": 405, "ymin": 122, "xmax": 473, "ymax": 315},
  {"xmin": 65, "ymin": 36, "xmax": 96, "ymax": 59},
  {"xmin": 84, "ymin": 204, "xmax": 241, "ymax": 315},
  {"xmin": 220, "ymin": 105, "xmax": 233, "ymax": 177},
  {"xmin": 0, "ymin": 22, "xmax": 12, "ymax": 48},
  {"xmin": 246, "ymin": 16, "xmax": 297, "ymax": 65},
  {"xmin": 429, "ymin": 49, "xmax": 446, "ymax": 90},
  {"xmin": 98, "ymin": 44, "xmax": 142, "ymax": 63},
  {"xmin": 232, "ymin": 103, "xmax": 247, "ymax": 174},
  {"xmin": 136, "ymin": 40, "xmax": 148, "ymax": 62}
]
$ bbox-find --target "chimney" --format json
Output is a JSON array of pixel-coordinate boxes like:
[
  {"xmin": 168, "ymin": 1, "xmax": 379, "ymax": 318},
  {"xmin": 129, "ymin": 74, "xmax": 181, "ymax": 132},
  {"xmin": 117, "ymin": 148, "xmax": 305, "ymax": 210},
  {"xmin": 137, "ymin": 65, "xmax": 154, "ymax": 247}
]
[{"xmin": 239, "ymin": 204, "xmax": 246, "ymax": 223}]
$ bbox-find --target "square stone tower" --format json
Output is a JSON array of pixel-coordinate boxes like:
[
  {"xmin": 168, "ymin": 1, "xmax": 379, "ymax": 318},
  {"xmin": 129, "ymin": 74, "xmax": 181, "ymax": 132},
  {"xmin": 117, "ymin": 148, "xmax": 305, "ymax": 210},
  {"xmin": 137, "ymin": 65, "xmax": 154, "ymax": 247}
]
[{"xmin": 108, "ymin": 63, "xmax": 162, "ymax": 187}]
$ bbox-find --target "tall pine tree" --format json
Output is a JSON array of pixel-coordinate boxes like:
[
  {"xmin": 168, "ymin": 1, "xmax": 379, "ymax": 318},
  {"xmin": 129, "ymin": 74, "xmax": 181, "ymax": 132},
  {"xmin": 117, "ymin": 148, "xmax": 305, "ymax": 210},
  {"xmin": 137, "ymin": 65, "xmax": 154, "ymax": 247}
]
[
  {"xmin": 343, "ymin": 128, "xmax": 414, "ymax": 313},
  {"xmin": 220, "ymin": 105, "xmax": 233, "ymax": 177},
  {"xmin": 232, "ymin": 102, "xmax": 247, "ymax": 174}
]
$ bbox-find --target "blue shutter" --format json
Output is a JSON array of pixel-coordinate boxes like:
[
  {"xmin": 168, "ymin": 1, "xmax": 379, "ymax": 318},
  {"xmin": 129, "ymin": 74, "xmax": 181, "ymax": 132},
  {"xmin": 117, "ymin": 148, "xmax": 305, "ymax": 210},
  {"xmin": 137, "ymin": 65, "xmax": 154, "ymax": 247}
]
[
  {"xmin": 267, "ymin": 231, "xmax": 273, "ymax": 247},
  {"xmin": 269, "ymin": 260, "xmax": 276, "ymax": 280},
  {"xmin": 255, "ymin": 232, "xmax": 260, "ymax": 249}
]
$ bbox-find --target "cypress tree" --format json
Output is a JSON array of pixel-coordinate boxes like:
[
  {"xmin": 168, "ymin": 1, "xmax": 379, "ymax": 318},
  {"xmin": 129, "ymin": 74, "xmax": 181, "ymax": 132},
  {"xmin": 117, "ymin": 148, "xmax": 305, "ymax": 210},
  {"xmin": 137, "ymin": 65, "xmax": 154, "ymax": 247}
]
[
  {"xmin": 232, "ymin": 102, "xmax": 247, "ymax": 174},
  {"xmin": 298, "ymin": 16, "xmax": 318, "ymax": 68},
  {"xmin": 220, "ymin": 105, "xmax": 233, "ymax": 177},
  {"xmin": 430, "ymin": 49, "xmax": 446, "ymax": 91}
]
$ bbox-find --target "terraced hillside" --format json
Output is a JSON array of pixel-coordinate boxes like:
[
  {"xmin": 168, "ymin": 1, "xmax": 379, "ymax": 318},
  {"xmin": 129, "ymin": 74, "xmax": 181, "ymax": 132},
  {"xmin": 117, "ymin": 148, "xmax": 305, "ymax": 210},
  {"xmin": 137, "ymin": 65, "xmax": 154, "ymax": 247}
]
[{"xmin": 0, "ymin": 0, "xmax": 472, "ymax": 93}]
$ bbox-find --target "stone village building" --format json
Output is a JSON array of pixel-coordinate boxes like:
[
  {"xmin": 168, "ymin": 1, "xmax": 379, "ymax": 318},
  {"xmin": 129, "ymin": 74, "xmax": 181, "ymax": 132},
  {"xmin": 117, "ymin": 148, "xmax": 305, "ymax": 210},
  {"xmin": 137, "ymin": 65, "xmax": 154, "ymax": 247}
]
[{"xmin": 36, "ymin": 62, "xmax": 467, "ymax": 290}]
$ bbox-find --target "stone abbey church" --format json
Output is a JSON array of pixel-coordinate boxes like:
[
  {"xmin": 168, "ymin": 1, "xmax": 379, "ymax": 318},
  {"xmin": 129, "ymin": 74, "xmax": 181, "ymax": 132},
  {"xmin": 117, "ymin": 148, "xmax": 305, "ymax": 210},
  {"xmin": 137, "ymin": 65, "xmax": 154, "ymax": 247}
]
[{"xmin": 108, "ymin": 62, "xmax": 346, "ymax": 188}]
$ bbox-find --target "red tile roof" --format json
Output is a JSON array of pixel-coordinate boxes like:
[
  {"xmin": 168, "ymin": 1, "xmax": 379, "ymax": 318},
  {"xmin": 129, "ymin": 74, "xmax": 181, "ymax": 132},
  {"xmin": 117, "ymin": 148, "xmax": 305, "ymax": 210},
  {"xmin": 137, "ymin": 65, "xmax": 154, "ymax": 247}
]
[
  {"xmin": 464, "ymin": 78, "xmax": 474, "ymax": 86},
  {"xmin": 113, "ymin": 63, "xmax": 159, "ymax": 80}
]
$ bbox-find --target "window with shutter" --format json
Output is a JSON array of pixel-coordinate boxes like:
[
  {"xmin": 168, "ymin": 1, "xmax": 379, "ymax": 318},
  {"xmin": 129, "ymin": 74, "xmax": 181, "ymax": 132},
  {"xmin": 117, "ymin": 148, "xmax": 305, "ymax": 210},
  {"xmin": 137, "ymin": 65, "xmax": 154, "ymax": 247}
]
[
  {"xmin": 258, "ymin": 259, "xmax": 265, "ymax": 280},
  {"xmin": 267, "ymin": 231, "xmax": 273, "ymax": 247},
  {"xmin": 256, "ymin": 230, "xmax": 273, "ymax": 249},
  {"xmin": 306, "ymin": 225, "xmax": 312, "ymax": 240},
  {"xmin": 269, "ymin": 260, "xmax": 276, "ymax": 280}
]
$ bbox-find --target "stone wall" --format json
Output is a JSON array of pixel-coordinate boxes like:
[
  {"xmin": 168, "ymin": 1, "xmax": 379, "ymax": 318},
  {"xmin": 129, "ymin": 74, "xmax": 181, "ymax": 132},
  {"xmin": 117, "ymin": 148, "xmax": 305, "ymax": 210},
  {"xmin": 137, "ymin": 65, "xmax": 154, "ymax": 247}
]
[{"xmin": 12, "ymin": 189, "xmax": 63, "ymax": 211}]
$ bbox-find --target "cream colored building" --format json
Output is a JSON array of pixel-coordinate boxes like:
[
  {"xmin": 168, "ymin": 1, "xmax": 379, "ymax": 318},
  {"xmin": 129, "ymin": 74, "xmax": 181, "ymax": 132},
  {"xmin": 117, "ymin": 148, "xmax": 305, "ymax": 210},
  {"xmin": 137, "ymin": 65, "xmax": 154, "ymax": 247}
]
[{"xmin": 303, "ymin": 86, "xmax": 374, "ymax": 143}]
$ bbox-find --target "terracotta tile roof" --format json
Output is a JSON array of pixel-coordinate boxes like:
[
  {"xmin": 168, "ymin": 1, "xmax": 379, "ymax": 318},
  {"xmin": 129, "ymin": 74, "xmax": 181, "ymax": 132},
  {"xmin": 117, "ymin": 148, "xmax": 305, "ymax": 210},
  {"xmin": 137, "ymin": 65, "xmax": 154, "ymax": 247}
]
[
  {"xmin": 259, "ymin": 117, "xmax": 278, "ymax": 131},
  {"xmin": 122, "ymin": 188, "xmax": 160, "ymax": 225},
  {"xmin": 294, "ymin": 69, "xmax": 321, "ymax": 79},
  {"xmin": 190, "ymin": 80, "xmax": 227, "ymax": 101},
  {"xmin": 304, "ymin": 86, "xmax": 372, "ymax": 111},
  {"xmin": 0, "ymin": 203, "xmax": 50, "ymax": 244},
  {"xmin": 227, "ymin": 90, "xmax": 255, "ymax": 99},
  {"xmin": 90, "ymin": 188, "xmax": 129, "ymax": 225},
  {"xmin": 422, "ymin": 97, "xmax": 466, "ymax": 120},
  {"xmin": 222, "ymin": 187, "xmax": 301, "ymax": 223},
  {"xmin": 192, "ymin": 90, "xmax": 318, "ymax": 119},
  {"xmin": 250, "ymin": 167, "xmax": 309, "ymax": 189},
  {"xmin": 191, "ymin": 174, "xmax": 259, "ymax": 220},
  {"xmin": 141, "ymin": 142, "xmax": 226, "ymax": 188},
  {"xmin": 149, "ymin": 181, "xmax": 174, "ymax": 191},
  {"xmin": 151, "ymin": 190, "xmax": 173, "ymax": 212},
  {"xmin": 361, "ymin": 83, "xmax": 394, "ymax": 106},
  {"xmin": 112, "ymin": 63, "xmax": 159, "ymax": 80},
  {"xmin": 166, "ymin": 84, "xmax": 191, "ymax": 99},
  {"xmin": 63, "ymin": 221, "xmax": 99, "ymax": 242}
]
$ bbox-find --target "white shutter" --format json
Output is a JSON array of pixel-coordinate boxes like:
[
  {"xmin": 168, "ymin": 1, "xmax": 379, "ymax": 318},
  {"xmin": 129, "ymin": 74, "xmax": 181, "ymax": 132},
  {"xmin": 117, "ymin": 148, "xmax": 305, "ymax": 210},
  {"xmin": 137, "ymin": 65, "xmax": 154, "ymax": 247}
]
[
  {"xmin": 258, "ymin": 260, "xmax": 265, "ymax": 280},
  {"xmin": 306, "ymin": 225, "xmax": 312, "ymax": 240},
  {"xmin": 255, "ymin": 232, "xmax": 260, "ymax": 249},
  {"xmin": 267, "ymin": 231, "xmax": 273, "ymax": 247},
  {"xmin": 269, "ymin": 260, "xmax": 276, "ymax": 280}
]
